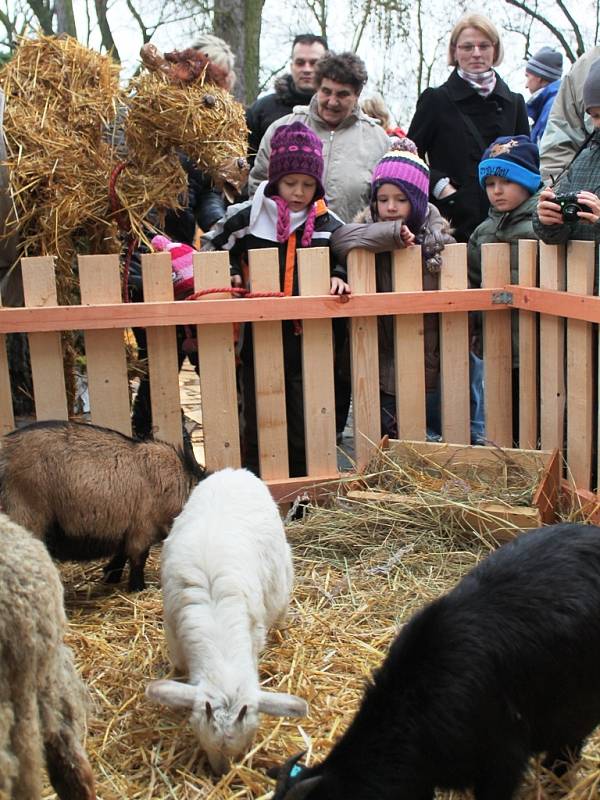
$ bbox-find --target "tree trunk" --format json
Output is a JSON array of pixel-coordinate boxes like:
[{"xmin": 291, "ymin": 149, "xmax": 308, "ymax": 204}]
[
  {"xmin": 213, "ymin": 0, "xmax": 265, "ymax": 105},
  {"xmin": 54, "ymin": 0, "xmax": 77, "ymax": 36}
]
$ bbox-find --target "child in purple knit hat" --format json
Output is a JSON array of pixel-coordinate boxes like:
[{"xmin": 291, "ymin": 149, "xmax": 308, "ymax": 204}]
[
  {"xmin": 202, "ymin": 121, "xmax": 349, "ymax": 478},
  {"xmin": 332, "ymin": 138, "xmax": 458, "ymax": 441}
]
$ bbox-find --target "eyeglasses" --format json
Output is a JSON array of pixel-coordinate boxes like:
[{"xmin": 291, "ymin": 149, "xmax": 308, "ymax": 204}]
[{"xmin": 456, "ymin": 43, "xmax": 493, "ymax": 53}]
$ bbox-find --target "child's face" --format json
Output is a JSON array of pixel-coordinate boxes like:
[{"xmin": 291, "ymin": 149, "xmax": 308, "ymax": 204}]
[
  {"xmin": 277, "ymin": 173, "xmax": 318, "ymax": 211},
  {"xmin": 484, "ymin": 176, "xmax": 530, "ymax": 213},
  {"xmin": 376, "ymin": 183, "xmax": 412, "ymax": 221},
  {"xmin": 588, "ymin": 106, "xmax": 600, "ymax": 129}
]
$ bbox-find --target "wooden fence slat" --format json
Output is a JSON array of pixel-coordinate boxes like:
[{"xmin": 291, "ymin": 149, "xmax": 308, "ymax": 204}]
[
  {"xmin": 392, "ymin": 246, "xmax": 426, "ymax": 440},
  {"xmin": 248, "ymin": 249, "xmax": 288, "ymax": 479},
  {"xmin": 141, "ymin": 253, "xmax": 183, "ymax": 449},
  {"xmin": 348, "ymin": 249, "xmax": 380, "ymax": 469},
  {"xmin": 78, "ymin": 255, "xmax": 131, "ymax": 435},
  {"xmin": 0, "ymin": 289, "xmax": 14, "ymax": 433},
  {"xmin": 565, "ymin": 241, "xmax": 594, "ymax": 489},
  {"xmin": 439, "ymin": 243, "xmax": 470, "ymax": 444},
  {"xmin": 21, "ymin": 256, "xmax": 68, "ymax": 421},
  {"xmin": 517, "ymin": 240, "xmax": 538, "ymax": 449},
  {"xmin": 298, "ymin": 247, "xmax": 337, "ymax": 476},
  {"xmin": 482, "ymin": 243, "xmax": 512, "ymax": 446},
  {"xmin": 538, "ymin": 243, "xmax": 565, "ymax": 452},
  {"xmin": 194, "ymin": 250, "xmax": 240, "ymax": 470}
]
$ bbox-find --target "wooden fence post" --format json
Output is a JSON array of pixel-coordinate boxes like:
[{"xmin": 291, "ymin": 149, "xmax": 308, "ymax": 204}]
[
  {"xmin": 21, "ymin": 256, "xmax": 68, "ymax": 421},
  {"xmin": 518, "ymin": 240, "xmax": 538, "ymax": 449},
  {"xmin": 194, "ymin": 250, "xmax": 240, "ymax": 470},
  {"xmin": 78, "ymin": 254, "xmax": 131, "ymax": 435},
  {"xmin": 141, "ymin": 252, "xmax": 183, "ymax": 449},
  {"xmin": 298, "ymin": 247, "xmax": 337, "ymax": 476},
  {"xmin": 566, "ymin": 240, "xmax": 594, "ymax": 489},
  {"xmin": 539, "ymin": 243, "xmax": 565, "ymax": 452},
  {"xmin": 439, "ymin": 243, "xmax": 470, "ymax": 444},
  {"xmin": 0, "ymin": 288, "xmax": 14, "ymax": 433},
  {"xmin": 248, "ymin": 248, "xmax": 289, "ymax": 479},
  {"xmin": 482, "ymin": 243, "xmax": 512, "ymax": 447},
  {"xmin": 348, "ymin": 249, "xmax": 380, "ymax": 469},
  {"xmin": 393, "ymin": 245, "xmax": 426, "ymax": 441}
]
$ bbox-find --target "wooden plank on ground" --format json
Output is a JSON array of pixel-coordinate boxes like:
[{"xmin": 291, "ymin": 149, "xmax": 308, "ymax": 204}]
[
  {"xmin": 482, "ymin": 243, "xmax": 512, "ymax": 446},
  {"xmin": 141, "ymin": 252, "xmax": 183, "ymax": 448},
  {"xmin": 392, "ymin": 245, "xmax": 426, "ymax": 440},
  {"xmin": 388, "ymin": 439, "xmax": 554, "ymax": 470},
  {"xmin": 348, "ymin": 249, "xmax": 380, "ymax": 469},
  {"xmin": 0, "ymin": 288, "xmax": 14, "ymax": 432},
  {"xmin": 248, "ymin": 248, "xmax": 288, "ymax": 479},
  {"xmin": 439, "ymin": 243, "xmax": 470, "ymax": 444},
  {"xmin": 21, "ymin": 256, "xmax": 68, "ymax": 420},
  {"xmin": 79, "ymin": 255, "xmax": 131, "ymax": 435},
  {"xmin": 538, "ymin": 242, "xmax": 565, "ymax": 452},
  {"xmin": 565, "ymin": 241, "xmax": 594, "ymax": 489},
  {"xmin": 517, "ymin": 240, "xmax": 538, "ymax": 449},
  {"xmin": 298, "ymin": 247, "xmax": 337, "ymax": 476},
  {"xmin": 194, "ymin": 250, "xmax": 240, "ymax": 470}
]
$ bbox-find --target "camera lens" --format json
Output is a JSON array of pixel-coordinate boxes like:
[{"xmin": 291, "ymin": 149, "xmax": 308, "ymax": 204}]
[{"xmin": 562, "ymin": 203, "xmax": 580, "ymax": 222}]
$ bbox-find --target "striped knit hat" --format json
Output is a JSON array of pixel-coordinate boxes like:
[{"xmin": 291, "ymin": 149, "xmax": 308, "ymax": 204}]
[{"xmin": 371, "ymin": 138, "xmax": 429, "ymax": 231}]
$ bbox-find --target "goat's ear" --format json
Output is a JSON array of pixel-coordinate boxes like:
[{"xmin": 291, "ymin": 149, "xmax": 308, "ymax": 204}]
[
  {"xmin": 237, "ymin": 704, "xmax": 248, "ymax": 723},
  {"xmin": 146, "ymin": 679, "xmax": 196, "ymax": 710},
  {"xmin": 258, "ymin": 691, "xmax": 308, "ymax": 717}
]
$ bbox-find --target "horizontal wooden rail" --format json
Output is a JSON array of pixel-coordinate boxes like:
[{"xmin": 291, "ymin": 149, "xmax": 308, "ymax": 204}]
[
  {"xmin": 0, "ymin": 288, "xmax": 507, "ymax": 333},
  {"xmin": 509, "ymin": 285, "xmax": 600, "ymax": 324}
]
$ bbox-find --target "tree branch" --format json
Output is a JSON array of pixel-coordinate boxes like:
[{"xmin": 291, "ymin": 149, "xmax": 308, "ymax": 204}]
[{"xmin": 503, "ymin": 0, "xmax": 576, "ymax": 62}]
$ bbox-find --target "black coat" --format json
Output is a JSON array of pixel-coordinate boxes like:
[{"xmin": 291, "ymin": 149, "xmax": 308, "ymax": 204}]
[
  {"xmin": 245, "ymin": 75, "xmax": 314, "ymax": 163},
  {"xmin": 408, "ymin": 69, "xmax": 530, "ymax": 242}
]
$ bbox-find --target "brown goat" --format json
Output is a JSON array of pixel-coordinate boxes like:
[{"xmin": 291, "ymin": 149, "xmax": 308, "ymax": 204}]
[
  {"xmin": 0, "ymin": 512, "xmax": 95, "ymax": 800},
  {"xmin": 0, "ymin": 420, "xmax": 206, "ymax": 590}
]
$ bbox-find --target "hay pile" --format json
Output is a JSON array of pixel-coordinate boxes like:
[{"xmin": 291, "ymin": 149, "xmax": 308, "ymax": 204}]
[
  {"xmin": 0, "ymin": 33, "xmax": 249, "ymax": 302},
  {"xmin": 51, "ymin": 484, "xmax": 600, "ymax": 799}
]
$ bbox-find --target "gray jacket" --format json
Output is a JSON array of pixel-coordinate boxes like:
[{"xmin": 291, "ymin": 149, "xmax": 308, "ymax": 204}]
[
  {"xmin": 540, "ymin": 47, "xmax": 600, "ymax": 183},
  {"xmin": 247, "ymin": 95, "xmax": 389, "ymax": 223}
]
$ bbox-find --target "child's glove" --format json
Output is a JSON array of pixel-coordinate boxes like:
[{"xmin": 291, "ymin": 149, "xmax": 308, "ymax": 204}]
[{"xmin": 151, "ymin": 234, "xmax": 196, "ymax": 299}]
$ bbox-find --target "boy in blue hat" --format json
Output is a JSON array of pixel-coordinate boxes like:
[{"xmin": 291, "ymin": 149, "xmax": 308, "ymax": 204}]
[{"xmin": 468, "ymin": 135, "xmax": 543, "ymax": 444}]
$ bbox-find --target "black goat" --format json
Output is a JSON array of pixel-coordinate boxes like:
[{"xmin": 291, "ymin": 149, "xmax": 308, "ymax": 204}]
[{"xmin": 272, "ymin": 522, "xmax": 600, "ymax": 800}]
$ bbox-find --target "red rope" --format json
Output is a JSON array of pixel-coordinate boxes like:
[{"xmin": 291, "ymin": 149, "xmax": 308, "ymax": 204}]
[{"xmin": 184, "ymin": 287, "xmax": 286, "ymax": 300}]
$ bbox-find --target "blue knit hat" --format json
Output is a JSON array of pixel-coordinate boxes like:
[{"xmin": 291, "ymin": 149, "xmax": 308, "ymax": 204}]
[{"xmin": 478, "ymin": 136, "xmax": 542, "ymax": 195}]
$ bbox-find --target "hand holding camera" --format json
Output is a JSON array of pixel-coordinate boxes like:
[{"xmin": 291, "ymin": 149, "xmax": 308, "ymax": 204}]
[{"xmin": 538, "ymin": 188, "xmax": 600, "ymax": 226}]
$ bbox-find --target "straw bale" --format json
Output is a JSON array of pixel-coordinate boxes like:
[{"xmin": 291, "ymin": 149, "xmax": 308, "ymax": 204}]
[{"xmin": 47, "ymin": 494, "xmax": 600, "ymax": 799}]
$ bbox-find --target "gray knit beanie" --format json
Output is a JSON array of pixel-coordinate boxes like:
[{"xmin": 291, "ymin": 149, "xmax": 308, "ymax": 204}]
[
  {"xmin": 526, "ymin": 47, "xmax": 563, "ymax": 82},
  {"xmin": 584, "ymin": 58, "xmax": 600, "ymax": 111}
]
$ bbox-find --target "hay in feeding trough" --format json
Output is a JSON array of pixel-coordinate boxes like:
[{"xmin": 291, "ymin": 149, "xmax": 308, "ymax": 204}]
[{"xmin": 50, "ymin": 491, "xmax": 600, "ymax": 799}]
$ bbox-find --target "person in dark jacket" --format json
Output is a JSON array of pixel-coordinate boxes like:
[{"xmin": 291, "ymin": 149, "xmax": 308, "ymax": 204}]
[
  {"xmin": 202, "ymin": 122, "xmax": 348, "ymax": 477},
  {"xmin": 408, "ymin": 13, "xmax": 530, "ymax": 243},
  {"xmin": 245, "ymin": 34, "xmax": 328, "ymax": 166}
]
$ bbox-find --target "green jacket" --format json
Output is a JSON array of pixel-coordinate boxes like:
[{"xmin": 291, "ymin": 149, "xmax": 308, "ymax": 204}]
[
  {"xmin": 533, "ymin": 131, "xmax": 600, "ymax": 244},
  {"xmin": 468, "ymin": 192, "xmax": 540, "ymax": 289}
]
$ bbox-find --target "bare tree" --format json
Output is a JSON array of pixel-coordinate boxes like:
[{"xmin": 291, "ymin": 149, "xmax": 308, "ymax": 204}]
[
  {"xmin": 213, "ymin": 0, "xmax": 266, "ymax": 104},
  {"xmin": 502, "ymin": 0, "xmax": 588, "ymax": 63}
]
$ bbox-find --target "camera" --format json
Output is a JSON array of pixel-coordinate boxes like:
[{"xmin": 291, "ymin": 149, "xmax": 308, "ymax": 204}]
[{"xmin": 554, "ymin": 193, "xmax": 592, "ymax": 223}]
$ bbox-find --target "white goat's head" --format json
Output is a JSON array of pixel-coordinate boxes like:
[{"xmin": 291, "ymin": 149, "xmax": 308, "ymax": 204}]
[{"xmin": 146, "ymin": 679, "xmax": 308, "ymax": 775}]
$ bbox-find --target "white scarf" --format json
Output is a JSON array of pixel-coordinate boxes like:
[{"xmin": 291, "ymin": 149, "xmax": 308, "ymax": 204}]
[{"xmin": 458, "ymin": 68, "xmax": 497, "ymax": 98}]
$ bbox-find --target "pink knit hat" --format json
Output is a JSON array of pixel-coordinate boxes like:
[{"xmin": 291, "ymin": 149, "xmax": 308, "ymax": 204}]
[
  {"xmin": 151, "ymin": 234, "xmax": 195, "ymax": 299},
  {"xmin": 265, "ymin": 121, "xmax": 325, "ymax": 199},
  {"xmin": 371, "ymin": 138, "xmax": 430, "ymax": 231}
]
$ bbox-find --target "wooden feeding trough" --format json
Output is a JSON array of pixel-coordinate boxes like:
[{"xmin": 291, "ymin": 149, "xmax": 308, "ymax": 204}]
[{"xmin": 345, "ymin": 441, "xmax": 560, "ymax": 543}]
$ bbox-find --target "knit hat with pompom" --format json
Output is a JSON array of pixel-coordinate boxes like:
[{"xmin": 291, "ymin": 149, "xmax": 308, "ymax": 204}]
[
  {"xmin": 151, "ymin": 234, "xmax": 196, "ymax": 299},
  {"xmin": 371, "ymin": 137, "xmax": 429, "ymax": 231}
]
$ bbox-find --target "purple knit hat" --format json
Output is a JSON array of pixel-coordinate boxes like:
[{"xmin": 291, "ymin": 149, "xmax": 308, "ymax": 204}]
[
  {"xmin": 265, "ymin": 121, "xmax": 325, "ymax": 199},
  {"xmin": 371, "ymin": 138, "xmax": 429, "ymax": 231}
]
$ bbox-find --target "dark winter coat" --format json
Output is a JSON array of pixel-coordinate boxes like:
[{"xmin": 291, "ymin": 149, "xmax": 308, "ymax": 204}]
[
  {"xmin": 408, "ymin": 69, "xmax": 530, "ymax": 243},
  {"xmin": 245, "ymin": 75, "xmax": 315, "ymax": 163},
  {"xmin": 533, "ymin": 130, "xmax": 600, "ymax": 244},
  {"xmin": 332, "ymin": 204, "xmax": 455, "ymax": 394}
]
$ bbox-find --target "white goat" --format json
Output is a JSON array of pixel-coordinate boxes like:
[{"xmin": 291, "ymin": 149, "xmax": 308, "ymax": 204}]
[{"xmin": 146, "ymin": 467, "xmax": 308, "ymax": 774}]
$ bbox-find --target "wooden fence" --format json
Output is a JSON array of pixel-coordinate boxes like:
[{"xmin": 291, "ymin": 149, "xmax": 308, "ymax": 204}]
[{"xmin": 0, "ymin": 239, "xmax": 599, "ymax": 501}]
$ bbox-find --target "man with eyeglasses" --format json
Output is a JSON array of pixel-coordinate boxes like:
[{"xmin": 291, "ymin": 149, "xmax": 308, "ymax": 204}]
[
  {"xmin": 408, "ymin": 13, "xmax": 529, "ymax": 243},
  {"xmin": 246, "ymin": 34, "xmax": 328, "ymax": 168}
]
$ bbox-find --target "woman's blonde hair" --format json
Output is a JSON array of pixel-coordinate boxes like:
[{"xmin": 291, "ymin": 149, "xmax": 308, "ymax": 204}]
[
  {"xmin": 360, "ymin": 93, "xmax": 391, "ymax": 130},
  {"xmin": 193, "ymin": 33, "xmax": 237, "ymax": 90},
  {"xmin": 447, "ymin": 14, "xmax": 504, "ymax": 68}
]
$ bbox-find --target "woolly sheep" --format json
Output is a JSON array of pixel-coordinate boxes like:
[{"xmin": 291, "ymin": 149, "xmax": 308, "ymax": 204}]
[
  {"xmin": 0, "ymin": 420, "xmax": 206, "ymax": 590},
  {"xmin": 271, "ymin": 522, "xmax": 600, "ymax": 800},
  {"xmin": 0, "ymin": 511, "xmax": 95, "ymax": 800},
  {"xmin": 146, "ymin": 467, "xmax": 308, "ymax": 775}
]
